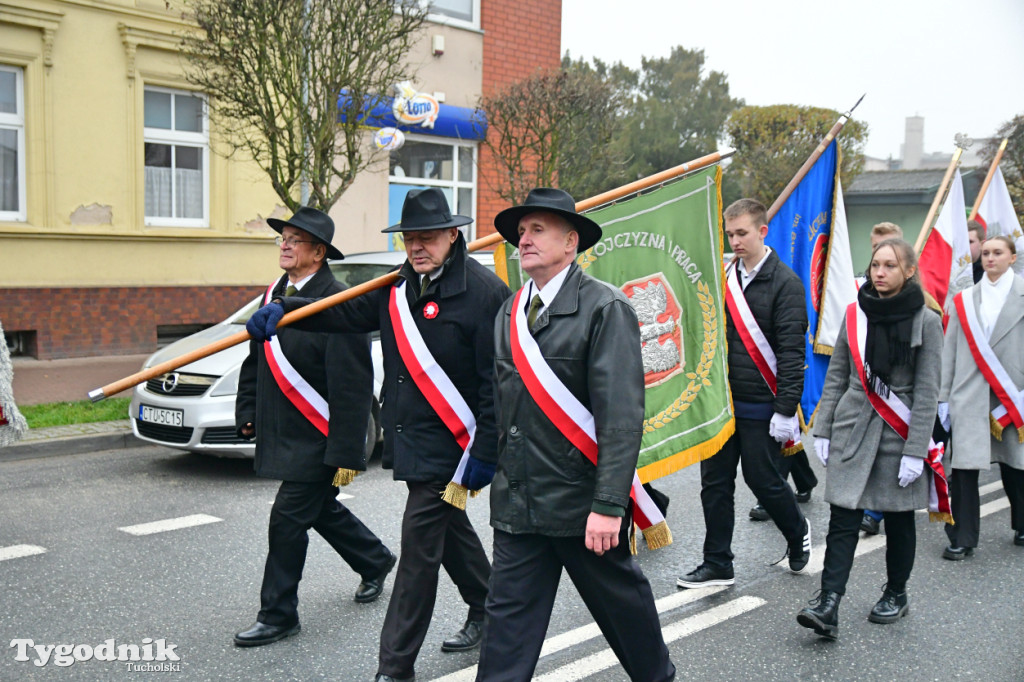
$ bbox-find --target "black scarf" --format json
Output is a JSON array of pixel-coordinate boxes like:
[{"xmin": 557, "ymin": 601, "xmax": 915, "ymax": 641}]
[{"xmin": 857, "ymin": 281, "xmax": 923, "ymax": 396}]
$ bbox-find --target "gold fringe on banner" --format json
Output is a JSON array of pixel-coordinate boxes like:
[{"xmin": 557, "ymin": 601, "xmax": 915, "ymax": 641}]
[
  {"xmin": 441, "ymin": 482, "xmax": 480, "ymax": 510},
  {"xmin": 641, "ymin": 521, "xmax": 673, "ymax": 550},
  {"xmin": 629, "ymin": 523, "xmax": 638, "ymax": 556},
  {"xmin": 782, "ymin": 441, "xmax": 805, "ymax": 457},
  {"xmin": 1017, "ymin": 426, "xmax": 1024, "ymax": 444},
  {"xmin": 991, "ymin": 415, "xmax": 1004, "ymax": 442},
  {"xmin": 333, "ymin": 468, "xmax": 358, "ymax": 487},
  {"xmin": 930, "ymin": 511, "xmax": 955, "ymax": 524},
  {"xmin": 637, "ymin": 419, "xmax": 735, "ymax": 484}
]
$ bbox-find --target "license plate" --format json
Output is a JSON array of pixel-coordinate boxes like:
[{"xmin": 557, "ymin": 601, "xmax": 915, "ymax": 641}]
[{"xmin": 139, "ymin": 405, "xmax": 184, "ymax": 427}]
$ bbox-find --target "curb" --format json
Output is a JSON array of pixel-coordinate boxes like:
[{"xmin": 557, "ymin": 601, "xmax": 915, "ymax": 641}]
[{"xmin": 0, "ymin": 430, "xmax": 139, "ymax": 463}]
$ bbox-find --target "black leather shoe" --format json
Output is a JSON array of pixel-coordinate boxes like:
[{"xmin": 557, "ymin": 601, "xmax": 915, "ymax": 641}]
[
  {"xmin": 1014, "ymin": 531, "xmax": 1024, "ymax": 547},
  {"xmin": 795, "ymin": 489, "xmax": 813, "ymax": 504},
  {"xmin": 797, "ymin": 589, "xmax": 840, "ymax": 640},
  {"xmin": 942, "ymin": 545, "xmax": 975, "ymax": 560},
  {"xmin": 356, "ymin": 550, "xmax": 397, "ymax": 603},
  {"xmin": 860, "ymin": 514, "xmax": 881, "ymax": 535},
  {"xmin": 748, "ymin": 503, "xmax": 769, "ymax": 521},
  {"xmin": 676, "ymin": 563, "xmax": 734, "ymax": 588},
  {"xmin": 441, "ymin": 619, "xmax": 483, "ymax": 652},
  {"xmin": 374, "ymin": 674, "xmax": 415, "ymax": 682},
  {"xmin": 233, "ymin": 621, "xmax": 300, "ymax": 647},
  {"xmin": 868, "ymin": 585, "xmax": 909, "ymax": 624}
]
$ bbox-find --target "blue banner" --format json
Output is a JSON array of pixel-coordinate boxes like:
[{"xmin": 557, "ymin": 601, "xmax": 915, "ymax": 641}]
[
  {"xmin": 337, "ymin": 90, "xmax": 486, "ymax": 141},
  {"xmin": 764, "ymin": 140, "xmax": 839, "ymax": 424}
]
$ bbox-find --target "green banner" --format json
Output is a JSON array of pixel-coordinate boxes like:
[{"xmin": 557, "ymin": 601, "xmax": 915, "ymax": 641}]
[{"xmin": 577, "ymin": 166, "xmax": 733, "ymax": 481}]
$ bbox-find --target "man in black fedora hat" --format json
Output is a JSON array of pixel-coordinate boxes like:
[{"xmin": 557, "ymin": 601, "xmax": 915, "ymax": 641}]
[
  {"xmin": 477, "ymin": 188, "xmax": 675, "ymax": 681},
  {"xmin": 247, "ymin": 189, "xmax": 510, "ymax": 682},
  {"xmin": 233, "ymin": 206, "xmax": 395, "ymax": 647}
]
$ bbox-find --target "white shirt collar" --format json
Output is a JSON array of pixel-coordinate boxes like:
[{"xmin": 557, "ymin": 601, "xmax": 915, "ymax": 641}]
[
  {"xmin": 738, "ymin": 246, "xmax": 772, "ymax": 289},
  {"xmin": 527, "ymin": 262, "xmax": 573, "ymax": 310},
  {"xmin": 288, "ymin": 272, "xmax": 316, "ymax": 291}
]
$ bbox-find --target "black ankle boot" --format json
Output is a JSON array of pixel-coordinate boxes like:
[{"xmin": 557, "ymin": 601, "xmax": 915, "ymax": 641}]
[
  {"xmin": 796, "ymin": 589, "xmax": 840, "ymax": 640},
  {"xmin": 868, "ymin": 584, "xmax": 909, "ymax": 624}
]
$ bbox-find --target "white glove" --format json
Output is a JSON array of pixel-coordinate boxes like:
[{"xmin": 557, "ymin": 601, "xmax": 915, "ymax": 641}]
[
  {"xmin": 937, "ymin": 402, "xmax": 950, "ymax": 432},
  {"xmin": 769, "ymin": 412, "xmax": 800, "ymax": 443},
  {"xmin": 814, "ymin": 438, "xmax": 830, "ymax": 467},
  {"xmin": 898, "ymin": 455, "xmax": 925, "ymax": 487}
]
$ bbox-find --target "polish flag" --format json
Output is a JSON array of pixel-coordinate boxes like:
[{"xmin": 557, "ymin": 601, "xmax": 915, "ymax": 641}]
[
  {"xmin": 974, "ymin": 166, "xmax": 1024, "ymax": 278},
  {"xmin": 816, "ymin": 175, "xmax": 858, "ymax": 349},
  {"xmin": 920, "ymin": 169, "xmax": 972, "ymax": 309}
]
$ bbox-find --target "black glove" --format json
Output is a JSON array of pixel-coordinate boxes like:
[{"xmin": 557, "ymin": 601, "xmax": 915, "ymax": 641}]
[{"xmin": 246, "ymin": 302, "xmax": 284, "ymax": 341}]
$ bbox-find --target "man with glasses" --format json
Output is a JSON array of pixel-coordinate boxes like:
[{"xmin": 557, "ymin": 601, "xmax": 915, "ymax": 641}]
[{"xmin": 233, "ymin": 206, "xmax": 395, "ymax": 647}]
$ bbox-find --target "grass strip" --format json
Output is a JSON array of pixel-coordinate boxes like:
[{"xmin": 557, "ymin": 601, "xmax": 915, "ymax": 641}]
[{"xmin": 21, "ymin": 398, "xmax": 132, "ymax": 429}]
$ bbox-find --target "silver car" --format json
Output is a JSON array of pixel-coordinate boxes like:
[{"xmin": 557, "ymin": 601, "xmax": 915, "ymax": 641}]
[{"xmin": 129, "ymin": 250, "xmax": 495, "ymax": 458}]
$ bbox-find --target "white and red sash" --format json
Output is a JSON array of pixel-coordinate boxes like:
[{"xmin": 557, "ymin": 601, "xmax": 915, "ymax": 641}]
[
  {"xmin": 262, "ymin": 281, "xmax": 329, "ymax": 436},
  {"xmin": 845, "ymin": 302, "xmax": 952, "ymax": 522},
  {"xmin": 724, "ymin": 261, "xmax": 801, "ymax": 452},
  {"xmin": 952, "ymin": 291, "xmax": 1024, "ymax": 443},
  {"xmin": 508, "ymin": 286, "xmax": 671, "ymax": 550},
  {"xmin": 388, "ymin": 281, "xmax": 479, "ymax": 500}
]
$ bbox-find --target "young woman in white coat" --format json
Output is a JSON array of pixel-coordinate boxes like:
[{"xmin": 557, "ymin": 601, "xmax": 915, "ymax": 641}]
[
  {"xmin": 796, "ymin": 239, "xmax": 942, "ymax": 640},
  {"xmin": 939, "ymin": 235, "xmax": 1024, "ymax": 557}
]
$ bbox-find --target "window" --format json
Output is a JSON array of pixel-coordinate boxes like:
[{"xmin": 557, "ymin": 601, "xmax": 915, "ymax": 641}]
[
  {"xmin": 388, "ymin": 137, "xmax": 476, "ymax": 250},
  {"xmin": 144, "ymin": 87, "xmax": 208, "ymax": 226},
  {"xmin": 0, "ymin": 65, "xmax": 25, "ymax": 222}
]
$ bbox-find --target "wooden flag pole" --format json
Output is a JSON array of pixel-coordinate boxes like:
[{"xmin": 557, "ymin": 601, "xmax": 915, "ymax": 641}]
[
  {"xmin": 766, "ymin": 94, "xmax": 865, "ymax": 221},
  {"xmin": 913, "ymin": 139, "xmax": 968, "ymax": 253},
  {"xmin": 89, "ymin": 148, "xmax": 735, "ymax": 401},
  {"xmin": 967, "ymin": 137, "xmax": 1009, "ymax": 221}
]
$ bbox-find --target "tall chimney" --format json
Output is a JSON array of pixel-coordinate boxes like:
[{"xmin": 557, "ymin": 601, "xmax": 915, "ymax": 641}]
[{"xmin": 903, "ymin": 116, "xmax": 924, "ymax": 170}]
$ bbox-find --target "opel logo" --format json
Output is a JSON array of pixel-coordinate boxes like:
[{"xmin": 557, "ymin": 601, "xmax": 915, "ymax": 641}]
[{"xmin": 161, "ymin": 373, "xmax": 180, "ymax": 394}]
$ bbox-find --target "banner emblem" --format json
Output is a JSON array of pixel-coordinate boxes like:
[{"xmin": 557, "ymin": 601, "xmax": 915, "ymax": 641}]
[{"xmin": 622, "ymin": 273, "xmax": 685, "ymax": 387}]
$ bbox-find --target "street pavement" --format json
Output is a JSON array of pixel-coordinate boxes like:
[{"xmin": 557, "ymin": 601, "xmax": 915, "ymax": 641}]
[{"xmin": 2, "ymin": 443, "xmax": 1022, "ymax": 681}]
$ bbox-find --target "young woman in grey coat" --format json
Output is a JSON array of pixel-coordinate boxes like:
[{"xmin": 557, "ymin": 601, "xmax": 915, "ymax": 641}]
[
  {"xmin": 939, "ymin": 235, "xmax": 1024, "ymax": 557},
  {"xmin": 797, "ymin": 239, "xmax": 942, "ymax": 640}
]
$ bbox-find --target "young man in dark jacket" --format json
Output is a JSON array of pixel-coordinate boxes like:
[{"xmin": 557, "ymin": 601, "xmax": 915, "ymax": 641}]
[
  {"xmin": 478, "ymin": 188, "xmax": 675, "ymax": 682},
  {"xmin": 247, "ymin": 189, "xmax": 510, "ymax": 682},
  {"xmin": 678, "ymin": 198, "xmax": 812, "ymax": 588},
  {"xmin": 233, "ymin": 207, "xmax": 394, "ymax": 647}
]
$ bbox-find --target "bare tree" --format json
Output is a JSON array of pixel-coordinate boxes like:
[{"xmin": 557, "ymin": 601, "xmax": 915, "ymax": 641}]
[
  {"xmin": 181, "ymin": 0, "xmax": 426, "ymax": 211},
  {"xmin": 479, "ymin": 67, "xmax": 625, "ymax": 204}
]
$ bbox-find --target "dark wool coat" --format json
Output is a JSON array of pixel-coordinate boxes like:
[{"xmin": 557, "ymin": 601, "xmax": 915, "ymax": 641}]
[
  {"xmin": 236, "ymin": 265, "xmax": 373, "ymax": 482},
  {"xmin": 725, "ymin": 250, "xmax": 807, "ymax": 417},
  {"xmin": 283, "ymin": 234, "xmax": 511, "ymax": 483},
  {"xmin": 490, "ymin": 264, "xmax": 644, "ymax": 536}
]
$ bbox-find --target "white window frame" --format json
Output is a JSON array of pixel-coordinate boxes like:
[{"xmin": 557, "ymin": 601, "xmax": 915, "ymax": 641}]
[
  {"xmin": 143, "ymin": 85, "xmax": 210, "ymax": 228},
  {"xmin": 422, "ymin": 0, "xmax": 479, "ymax": 31},
  {"xmin": 0, "ymin": 65, "xmax": 26, "ymax": 222},
  {"xmin": 388, "ymin": 134, "xmax": 478, "ymax": 240}
]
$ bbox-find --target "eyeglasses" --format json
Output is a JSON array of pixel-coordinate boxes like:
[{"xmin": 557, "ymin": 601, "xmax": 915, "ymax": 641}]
[{"xmin": 274, "ymin": 236, "xmax": 319, "ymax": 248}]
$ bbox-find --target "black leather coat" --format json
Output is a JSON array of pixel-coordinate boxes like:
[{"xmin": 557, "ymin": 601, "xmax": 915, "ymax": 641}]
[
  {"xmin": 282, "ymin": 234, "xmax": 511, "ymax": 483},
  {"xmin": 490, "ymin": 264, "xmax": 644, "ymax": 536},
  {"xmin": 725, "ymin": 250, "xmax": 807, "ymax": 417},
  {"xmin": 236, "ymin": 265, "xmax": 373, "ymax": 482}
]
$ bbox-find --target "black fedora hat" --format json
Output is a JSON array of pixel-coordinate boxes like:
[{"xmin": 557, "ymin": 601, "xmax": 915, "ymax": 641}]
[
  {"xmin": 493, "ymin": 188, "xmax": 601, "ymax": 252},
  {"xmin": 382, "ymin": 187, "xmax": 473, "ymax": 233},
  {"xmin": 267, "ymin": 206, "xmax": 344, "ymax": 260}
]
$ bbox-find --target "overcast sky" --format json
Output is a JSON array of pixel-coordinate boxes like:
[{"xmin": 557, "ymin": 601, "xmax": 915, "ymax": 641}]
[{"xmin": 561, "ymin": 0, "xmax": 1024, "ymax": 160}]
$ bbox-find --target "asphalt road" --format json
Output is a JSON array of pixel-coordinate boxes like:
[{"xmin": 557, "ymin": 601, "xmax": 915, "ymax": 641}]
[{"xmin": 1, "ymin": 444, "xmax": 1022, "ymax": 681}]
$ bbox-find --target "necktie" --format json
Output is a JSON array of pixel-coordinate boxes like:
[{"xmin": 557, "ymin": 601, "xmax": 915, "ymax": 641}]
[
  {"xmin": 527, "ymin": 294, "xmax": 543, "ymax": 328},
  {"xmin": 420, "ymin": 276, "xmax": 430, "ymax": 297},
  {"xmin": 285, "ymin": 284, "xmax": 298, "ymax": 297}
]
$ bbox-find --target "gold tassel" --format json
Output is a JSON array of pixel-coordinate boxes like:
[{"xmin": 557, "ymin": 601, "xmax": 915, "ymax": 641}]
[
  {"xmin": 333, "ymin": 468, "xmax": 358, "ymax": 487},
  {"xmin": 629, "ymin": 523, "xmax": 638, "ymax": 556},
  {"xmin": 1017, "ymin": 426, "xmax": 1024, "ymax": 444},
  {"xmin": 441, "ymin": 482, "xmax": 469, "ymax": 510},
  {"xmin": 990, "ymin": 415, "xmax": 1004, "ymax": 441},
  {"xmin": 929, "ymin": 511, "xmax": 955, "ymax": 524},
  {"xmin": 782, "ymin": 441, "xmax": 805, "ymax": 457},
  {"xmin": 641, "ymin": 521, "xmax": 673, "ymax": 550}
]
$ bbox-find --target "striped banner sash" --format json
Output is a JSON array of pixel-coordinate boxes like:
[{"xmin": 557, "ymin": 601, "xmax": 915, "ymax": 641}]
[
  {"xmin": 952, "ymin": 292, "xmax": 1024, "ymax": 443},
  {"xmin": 846, "ymin": 302, "xmax": 952, "ymax": 522},
  {"xmin": 508, "ymin": 286, "xmax": 671, "ymax": 551},
  {"xmin": 389, "ymin": 281, "xmax": 479, "ymax": 509}
]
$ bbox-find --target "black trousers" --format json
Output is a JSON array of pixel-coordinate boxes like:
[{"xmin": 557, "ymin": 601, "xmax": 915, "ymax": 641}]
[
  {"xmin": 700, "ymin": 418, "xmax": 806, "ymax": 568},
  {"xmin": 776, "ymin": 449, "xmax": 818, "ymax": 495},
  {"xmin": 944, "ymin": 468, "xmax": 980, "ymax": 548},
  {"xmin": 378, "ymin": 482, "xmax": 491, "ymax": 679},
  {"xmin": 476, "ymin": 522, "xmax": 675, "ymax": 682},
  {"xmin": 821, "ymin": 505, "xmax": 916, "ymax": 595},
  {"xmin": 258, "ymin": 479, "xmax": 391, "ymax": 626},
  {"xmin": 999, "ymin": 463, "xmax": 1024, "ymax": 531}
]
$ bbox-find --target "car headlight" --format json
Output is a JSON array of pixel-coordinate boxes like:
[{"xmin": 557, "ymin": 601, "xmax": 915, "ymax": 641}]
[{"xmin": 210, "ymin": 366, "xmax": 241, "ymax": 397}]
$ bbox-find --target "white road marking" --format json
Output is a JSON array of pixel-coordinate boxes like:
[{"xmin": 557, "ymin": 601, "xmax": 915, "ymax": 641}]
[
  {"xmin": 118, "ymin": 514, "xmax": 223, "ymax": 536},
  {"xmin": 337, "ymin": 492, "xmax": 354, "ymax": 500},
  {"xmin": 0, "ymin": 545, "xmax": 46, "ymax": 562},
  {"xmin": 979, "ymin": 480, "xmax": 1003, "ymax": 496},
  {"xmin": 533, "ymin": 597, "xmax": 765, "ymax": 682}
]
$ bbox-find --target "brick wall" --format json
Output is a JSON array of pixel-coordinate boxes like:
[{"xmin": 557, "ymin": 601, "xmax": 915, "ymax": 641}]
[
  {"xmin": 477, "ymin": 0, "xmax": 563, "ymax": 234},
  {"xmin": 0, "ymin": 286, "xmax": 263, "ymax": 359}
]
